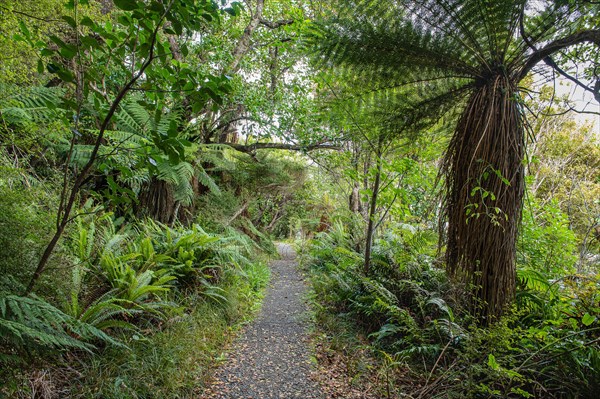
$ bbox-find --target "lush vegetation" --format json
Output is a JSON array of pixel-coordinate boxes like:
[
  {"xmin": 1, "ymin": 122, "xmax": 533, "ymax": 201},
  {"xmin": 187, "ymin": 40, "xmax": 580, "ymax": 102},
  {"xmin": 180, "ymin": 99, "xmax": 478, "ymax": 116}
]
[{"xmin": 0, "ymin": 0, "xmax": 599, "ymax": 398}]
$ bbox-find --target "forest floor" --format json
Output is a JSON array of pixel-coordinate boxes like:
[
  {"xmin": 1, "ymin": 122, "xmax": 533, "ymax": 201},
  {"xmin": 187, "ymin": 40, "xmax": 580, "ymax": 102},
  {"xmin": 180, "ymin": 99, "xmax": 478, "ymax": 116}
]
[{"xmin": 202, "ymin": 243, "xmax": 325, "ymax": 399}]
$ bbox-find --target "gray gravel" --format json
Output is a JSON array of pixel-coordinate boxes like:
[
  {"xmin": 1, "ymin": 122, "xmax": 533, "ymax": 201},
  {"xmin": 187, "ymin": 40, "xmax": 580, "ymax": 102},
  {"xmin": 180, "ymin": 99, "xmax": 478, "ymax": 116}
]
[{"xmin": 203, "ymin": 243, "xmax": 324, "ymax": 399}]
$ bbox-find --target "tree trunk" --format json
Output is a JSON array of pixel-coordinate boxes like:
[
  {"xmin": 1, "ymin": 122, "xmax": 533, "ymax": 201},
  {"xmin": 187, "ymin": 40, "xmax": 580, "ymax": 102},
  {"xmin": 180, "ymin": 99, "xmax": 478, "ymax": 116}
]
[
  {"xmin": 349, "ymin": 184, "xmax": 361, "ymax": 213},
  {"xmin": 349, "ymin": 144, "xmax": 363, "ymax": 252},
  {"xmin": 137, "ymin": 178, "xmax": 176, "ymax": 224},
  {"xmin": 228, "ymin": 0, "xmax": 264, "ymax": 74},
  {"xmin": 364, "ymin": 140, "xmax": 383, "ymax": 275},
  {"xmin": 444, "ymin": 75, "xmax": 524, "ymax": 323}
]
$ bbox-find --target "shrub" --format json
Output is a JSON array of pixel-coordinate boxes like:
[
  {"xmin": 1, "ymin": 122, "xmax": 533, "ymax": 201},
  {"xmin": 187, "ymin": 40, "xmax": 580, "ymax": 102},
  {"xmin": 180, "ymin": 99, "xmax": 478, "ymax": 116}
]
[{"xmin": 0, "ymin": 173, "xmax": 56, "ymax": 294}]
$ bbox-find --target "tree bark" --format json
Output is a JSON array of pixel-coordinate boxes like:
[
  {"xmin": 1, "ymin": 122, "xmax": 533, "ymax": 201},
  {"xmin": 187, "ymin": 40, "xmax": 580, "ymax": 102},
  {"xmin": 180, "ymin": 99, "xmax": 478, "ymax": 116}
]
[
  {"xmin": 519, "ymin": 30, "xmax": 600, "ymax": 80},
  {"xmin": 225, "ymin": 142, "xmax": 341, "ymax": 153},
  {"xmin": 364, "ymin": 138, "xmax": 384, "ymax": 275},
  {"xmin": 228, "ymin": 0, "xmax": 265, "ymax": 74}
]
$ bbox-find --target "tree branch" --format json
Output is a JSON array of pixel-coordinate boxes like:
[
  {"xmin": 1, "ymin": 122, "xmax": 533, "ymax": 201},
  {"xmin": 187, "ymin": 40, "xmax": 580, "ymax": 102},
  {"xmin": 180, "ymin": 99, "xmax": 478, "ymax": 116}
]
[
  {"xmin": 519, "ymin": 30, "xmax": 600, "ymax": 81},
  {"xmin": 519, "ymin": 10, "xmax": 596, "ymax": 97},
  {"xmin": 227, "ymin": 0, "xmax": 264, "ymax": 74},
  {"xmin": 225, "ymin": 142, "xmax": 342, "ymax": 154},
  {"xmin": 226, "ymin": 201, "xmax": 249, "ymax": 226},
  {"xmin": 211, "ymin": 115, "xmax": 261, "ymax": 133},
  {"xmin": 0, "ymin": 4, "xmax": 61, "ymax": 22},
  {"xmin": 259, "ymin": 18, "xmax": 294, "ymax": 29}
]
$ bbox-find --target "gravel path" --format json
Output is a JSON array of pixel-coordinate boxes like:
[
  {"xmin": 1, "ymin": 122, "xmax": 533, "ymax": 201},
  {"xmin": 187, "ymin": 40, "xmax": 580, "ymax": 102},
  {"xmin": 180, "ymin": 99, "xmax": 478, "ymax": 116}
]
[{"xmin": 203, "ymin": 243, "xmax": 324, "ymax": 399}]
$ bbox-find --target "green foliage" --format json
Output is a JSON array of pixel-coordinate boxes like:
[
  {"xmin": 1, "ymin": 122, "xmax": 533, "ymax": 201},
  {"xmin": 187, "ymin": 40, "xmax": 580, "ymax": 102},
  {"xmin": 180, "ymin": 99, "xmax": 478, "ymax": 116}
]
[
  {"xmin": 454, "ymin": 311, "xmax": 600, "ymax": 398},
  {"xmin": 1, "ymin": 0, "xmax": 597, "ymax": 397},
  {"xmin": 0, "ymin": 294, "xmax": 123, "ymax": 360},
  {"xmin": 0, "ymin": 154, "xmax": 57, "ymax": 293},
  {"xmin": 525, "ymin": 101, "xmax": 600, "ymax": 267},
  {"xmin": 307, "ymin": 223, "xmax": 455, "ymax": 357},
  {"xmin": 1, "ymin": 196, "xmax": 274, "ymax": 394},
  {"xmin": 306, "ymin": 220, "xmax": 600, "ymax": 398},
  {"xmin": 139, "ymin": 220, "xmax": 255, "ymax": 283},
  {"xmin": 518, "ymin": 198, "xmax": 578, "ymax": 277},
  {"xmin": 52, "ymin": 255, "xmax": 270, "ymax": 399},
  {"xmin": 0, "ymin": 0, "xmax": 305, "ymax": 395},
  {"xmin": 0, "ymin": 0, "xmax": 84, "ymax": 85},
  {"xmin": 0, "ymin": 85, "xmax": 64, "ymax": 127}
]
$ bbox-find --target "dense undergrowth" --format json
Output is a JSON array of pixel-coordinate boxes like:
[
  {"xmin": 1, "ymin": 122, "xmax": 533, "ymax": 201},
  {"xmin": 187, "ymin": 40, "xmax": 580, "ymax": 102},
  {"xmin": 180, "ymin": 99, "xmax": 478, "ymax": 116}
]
[
  {"xmin": 0, "ymin": 148, "xmax": 276, "ymax": 397},
  {"xmin": 0, "ymin": 210, "xmax": 271, "ymax": 397},
  {"xmin": 302, "ymin": 217, "xmax": 600, "ymax": 399},
  {"xmin": 1, "ymin": 1, "xmax": 599, "ymax": 398}
]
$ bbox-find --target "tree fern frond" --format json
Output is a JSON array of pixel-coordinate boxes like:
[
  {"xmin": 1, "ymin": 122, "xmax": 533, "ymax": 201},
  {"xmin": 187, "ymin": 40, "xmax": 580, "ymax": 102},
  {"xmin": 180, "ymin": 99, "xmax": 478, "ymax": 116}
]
[
  {"xmin": 152, "ymin": 160, "xmax": 195, "ymax": 205},
  {"xmin": 119, "ymin": 168, "xmax": 151, "ymax": 191},
  {"xmin": 0, "ymin": 85, "xmax": 64, "ymax": 125},
  {"xmin": 198, "ymin": 148, "xmax": 237, "ymax": 172},
  {"xmin": 196, "ymin": 164, "xmax": 221, "ymax": 195},
  {"xmin": 156, "ymin": 108, "xmax": 182, "ymax": 137},
  {"xmin": 104, "ymin": 129, "xmax": 150, "ymax": 147},
  {"xmin": 116, "ymin": 100, "xmax": 155, "ymax": 134}
]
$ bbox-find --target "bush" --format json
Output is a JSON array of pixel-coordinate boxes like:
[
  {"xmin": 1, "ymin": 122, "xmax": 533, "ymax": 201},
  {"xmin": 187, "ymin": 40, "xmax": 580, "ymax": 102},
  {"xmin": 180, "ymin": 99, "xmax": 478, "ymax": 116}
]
[
  {"xmin": 55, "ymin": 255, "xmax": 270, "ymax": 398},
  {"xmin": 0, "ymin": 178, "xmax": 56, "ymax": 294},
  {"xmin": 1, "ymin": 200, "xmax": 274, "ymax": 397},
  {"xmin": 518, "ymin": 199, "xmax": 578, "ymax": 277}
]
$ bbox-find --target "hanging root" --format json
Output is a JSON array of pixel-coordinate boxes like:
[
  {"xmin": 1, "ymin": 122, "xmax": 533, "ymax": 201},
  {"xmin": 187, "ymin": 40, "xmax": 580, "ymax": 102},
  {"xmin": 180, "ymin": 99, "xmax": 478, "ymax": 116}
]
[{"xmin": 443, "ymin": 74, "xmax": 525, "ymax": 323}]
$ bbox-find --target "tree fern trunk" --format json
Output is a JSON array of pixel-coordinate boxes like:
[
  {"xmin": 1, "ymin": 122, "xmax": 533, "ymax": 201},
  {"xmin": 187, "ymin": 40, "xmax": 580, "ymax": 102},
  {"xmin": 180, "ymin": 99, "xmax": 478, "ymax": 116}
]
[
  {"xmin": 444, "ymin": 74, "xmax": 524, "ymax": 323},
  {"xmin": 137, "ymin": 178, "xmax": 176, "ymax": 224}
]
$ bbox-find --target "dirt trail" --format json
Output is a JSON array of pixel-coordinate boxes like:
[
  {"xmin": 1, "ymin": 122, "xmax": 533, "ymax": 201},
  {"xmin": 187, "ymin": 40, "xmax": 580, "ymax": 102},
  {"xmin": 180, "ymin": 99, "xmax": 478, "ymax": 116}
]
[{"xmin": 203, "ymin": 243, "xmax": 324, "ymax": 399}]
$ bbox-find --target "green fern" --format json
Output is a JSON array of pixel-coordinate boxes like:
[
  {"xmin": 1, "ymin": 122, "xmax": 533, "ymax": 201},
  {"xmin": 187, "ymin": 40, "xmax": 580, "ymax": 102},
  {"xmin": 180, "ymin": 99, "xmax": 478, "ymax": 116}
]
[
  {"xmin": 0, "ymin": 85, "xmax": 64, "ymax": 126},
  {"xmin": 116, "ymin": 99, "xmax": 159, "ymax": 135},
  {"xmin": 64, "ymin": 260, "xmax": 139, "ymax": 332},
  {"xmin": 196, "ymin": 163, "xmax": 221, "ymax": 195},
  {"xmin": 115, "ymin": 100, "xmax": 223, "ymax": 205},
  {"xmin": 0, "ymin": 294, "xmax": 123, "ymax": 355},
  {"xmin": 155, "ymin": 160, "xmax": 195, "ymax": 205}
]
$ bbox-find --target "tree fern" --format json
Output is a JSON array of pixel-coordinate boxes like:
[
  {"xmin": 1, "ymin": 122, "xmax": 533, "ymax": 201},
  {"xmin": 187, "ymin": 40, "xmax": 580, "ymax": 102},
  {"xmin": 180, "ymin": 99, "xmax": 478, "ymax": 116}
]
[
  {"xmin": 199, "ymin": 144, "xmax": 238, "ymax": 173},
  {"xmin": 196, "ymin": 163, "xmax": 221, "ymax": 196},
  {"xmin": 155, "ymin": 160, "xmax": 196, "ymax": 205},
  {"xmin": 113, "ymin": 100, "xmax": 224, "ymax": 217},
  {"xmin": 314, "ymin": 0, "xmax": 600, "ymax": 322}
]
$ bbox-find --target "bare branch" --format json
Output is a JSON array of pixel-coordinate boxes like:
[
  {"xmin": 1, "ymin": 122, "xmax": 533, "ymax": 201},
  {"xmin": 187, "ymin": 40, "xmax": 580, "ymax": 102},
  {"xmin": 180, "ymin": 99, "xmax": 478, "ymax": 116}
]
[
  {"xmin": 259, "ymin": 19, "xmax": 294, "ymax": 29},
  {"xmin": 519, "ymin": 9, "xmax": 595, "ymax": 94},
  {"xmin": 519, "ymin": 30, "xmax": 600, "ymax": 81},
  {"xmin": 228, "ymin": 0, "xmax": 264, "ymax": 73}
]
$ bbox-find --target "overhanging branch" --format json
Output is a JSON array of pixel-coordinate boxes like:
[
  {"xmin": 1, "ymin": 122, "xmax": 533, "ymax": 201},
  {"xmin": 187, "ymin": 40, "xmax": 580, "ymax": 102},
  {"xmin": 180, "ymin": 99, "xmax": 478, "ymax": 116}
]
[
  {"xmin": 259, "ymin": 19, "xmax": 294, "ymax": 29},
  {"xmin": 519, "ymin": 10, "xmax": 595, "ymax": 95},
  {"xmin": 225, "ymin": 142, "xmax": 342, "ymax": 154},
  {"xmin": 519, "ymin": 29, "xmax": 600, "ymax": 81}
]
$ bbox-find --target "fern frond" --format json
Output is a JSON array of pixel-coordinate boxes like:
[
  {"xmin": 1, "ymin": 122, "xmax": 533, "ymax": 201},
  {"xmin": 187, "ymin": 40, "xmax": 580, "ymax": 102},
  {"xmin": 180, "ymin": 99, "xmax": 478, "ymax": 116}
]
[
  {"xmin": 116, "ymin": 100, "xmax": 155, "ymax": 134},
  {"xmin": 0, "ymin": 294, "xmax": 124, "ymax": 353},
  {"xmin": 196, "ymin": 164, "xmax": 220, "ymax": 195},
  {"xmin": 0, "ymin": 85, "xmax": 64, "ymax": 125}
]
